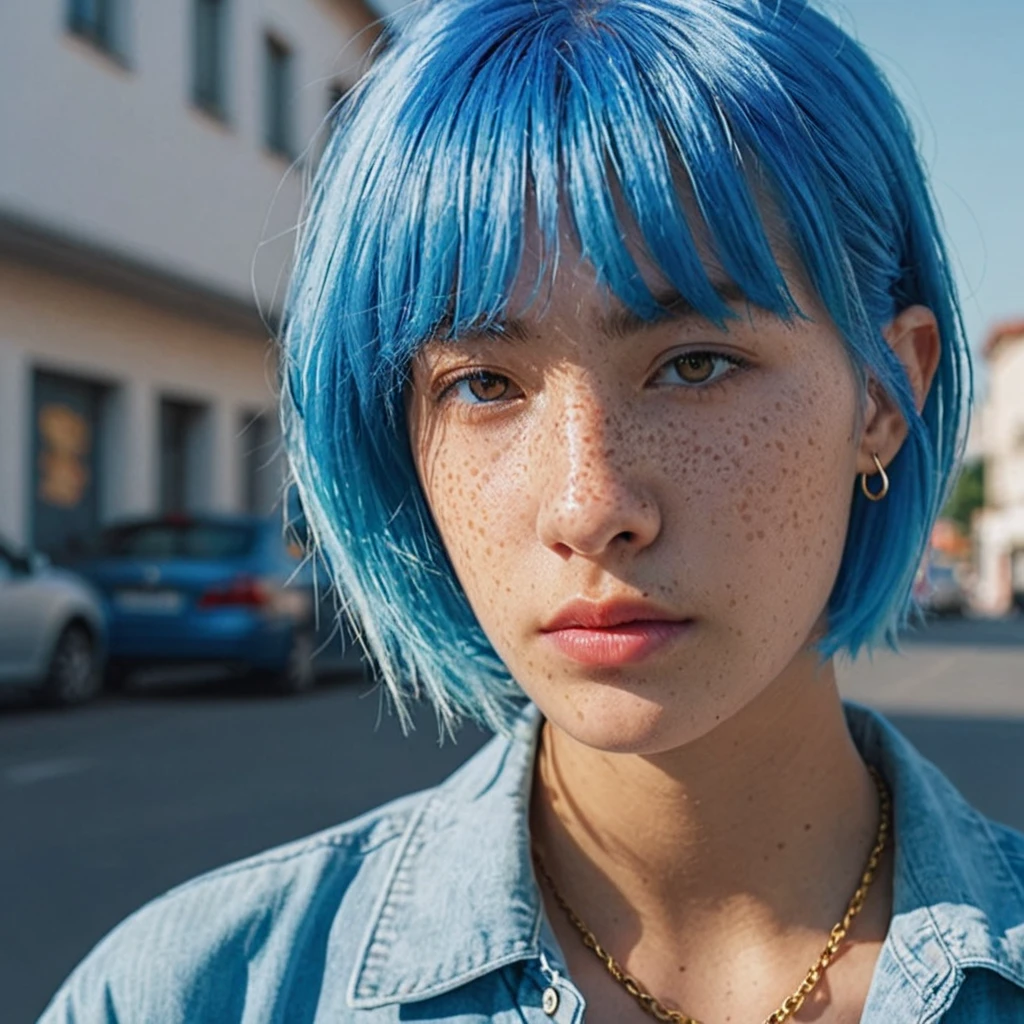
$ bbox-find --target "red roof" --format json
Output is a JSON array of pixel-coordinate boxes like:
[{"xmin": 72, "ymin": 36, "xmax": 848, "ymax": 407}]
[{"xmin": 984, "ymin": 320, "xmax": 1024, "ymax": 359}]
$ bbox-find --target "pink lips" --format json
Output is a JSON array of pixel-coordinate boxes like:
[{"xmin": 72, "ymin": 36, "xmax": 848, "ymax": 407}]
[{"xmin": 540, "ymin": 599, "xmax": 693, "ymax": 667}]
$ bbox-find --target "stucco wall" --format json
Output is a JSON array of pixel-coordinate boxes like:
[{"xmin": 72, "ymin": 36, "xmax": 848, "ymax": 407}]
[
  {"xmin": 0, "ymin": 0, "xmax": 375, "ymax": 310},
  {"xmin": 0, "ymin": 259, "xmax": 282, "ymax": 548},
  {"xmin": 985, "ymin": 340, "xmax": 1024, "ymax": 510}
]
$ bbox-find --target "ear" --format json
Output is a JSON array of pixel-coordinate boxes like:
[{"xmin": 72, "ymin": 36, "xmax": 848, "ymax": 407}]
[{"xmin": 856, "ymin": 305, "xmax": 941, "ymax": 476}]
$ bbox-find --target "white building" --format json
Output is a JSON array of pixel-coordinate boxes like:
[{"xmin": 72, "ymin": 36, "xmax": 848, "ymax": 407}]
[
  {"xmin": 0, "ymin": 0, "xmax": 381, "ymax": 556},
  {"xmin": 974, "ymin": 321, "xmax": 1024, "ymax": 612}
]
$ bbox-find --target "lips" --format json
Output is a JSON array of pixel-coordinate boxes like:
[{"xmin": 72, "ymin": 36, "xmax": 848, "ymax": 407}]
[
  {"xmin": 542, "ymin": 598, "xmax": 683, "ymax": 632},
  {"xmin": 540, "ymin": 599, "xmax": 693, "ymax": 667}
]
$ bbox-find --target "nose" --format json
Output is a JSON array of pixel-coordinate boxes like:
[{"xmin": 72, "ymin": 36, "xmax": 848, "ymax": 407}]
[{"xmin": 534, "ymin": 388, "xmax": 661, "ymax": 559}]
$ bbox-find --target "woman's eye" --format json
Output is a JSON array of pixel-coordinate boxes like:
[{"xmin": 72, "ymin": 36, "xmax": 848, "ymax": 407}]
[
  {"xmin": 444, "ymin": 371, "xmax": 518, "ymax": 404},
  {"xmin": 654, "ymin": 352, "xmax": 744, "ymax": 388}
]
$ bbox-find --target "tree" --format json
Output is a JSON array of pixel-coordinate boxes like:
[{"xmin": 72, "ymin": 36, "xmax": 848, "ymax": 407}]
[{"xmin": 942, "ymin": 459, "xmax": 985, "ymax": 533}]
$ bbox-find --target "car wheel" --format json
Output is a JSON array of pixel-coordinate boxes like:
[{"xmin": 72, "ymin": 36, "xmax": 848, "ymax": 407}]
[
  {"xmin": 42, "ymin": 623, "xmax": 101, "ymax": 707},
  {"xmin": 273, "ymin": 629, "xmax": 317, "ymax": 696}
]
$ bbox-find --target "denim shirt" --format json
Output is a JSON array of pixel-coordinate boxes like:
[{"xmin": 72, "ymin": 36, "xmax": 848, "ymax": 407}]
[{"xmin": 39, "ymin": 703, "xmax": 1024, "ymax": 1023}]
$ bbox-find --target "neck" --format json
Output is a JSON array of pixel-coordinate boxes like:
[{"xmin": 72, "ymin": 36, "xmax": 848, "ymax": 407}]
[{"xmin": 530, "ymin": 656, "xmax": 886, "ymax": 953}]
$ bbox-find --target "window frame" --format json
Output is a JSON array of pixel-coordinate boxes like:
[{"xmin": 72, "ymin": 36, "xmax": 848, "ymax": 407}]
[
  {"xmin": 263, "ymin": 32, "xmax": 296, "ymax": 159},
  {"xmin": 191, "ymin": 0, "xmax": 230, "ymax": 120},
  {"xmin": 66, "ymin": 0, "xmax": 125, "ymax": 62}
]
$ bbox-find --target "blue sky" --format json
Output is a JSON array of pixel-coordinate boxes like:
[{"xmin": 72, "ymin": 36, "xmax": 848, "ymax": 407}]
[
  {"xmin": 367, "ymin": 0, "xmax": 1024, "ymax": 355},
  {"xmin": 831, "ymin": 0, "xmax": 1024, "ymax": 356}
]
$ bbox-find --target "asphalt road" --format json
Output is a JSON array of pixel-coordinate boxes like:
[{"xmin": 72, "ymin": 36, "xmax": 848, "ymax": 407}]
[{"xmin": 3, "ymin": 616, "xmax": 1023, "ymax": 1023}]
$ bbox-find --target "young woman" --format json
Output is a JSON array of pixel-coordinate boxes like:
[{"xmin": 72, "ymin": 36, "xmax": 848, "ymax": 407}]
[{"xmin": 41, "ymin": 1, "xmax": 1024, "ymax": 1022}]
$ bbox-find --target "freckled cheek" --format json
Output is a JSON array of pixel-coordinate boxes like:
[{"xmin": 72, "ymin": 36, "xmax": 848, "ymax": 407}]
[
  {"xmin": 422, "ymin": 434, "xmax": 534, "ymax": 628},
  {"xmin": 655, "ymin": 399, "xmax": 855, "ymax": 587}
]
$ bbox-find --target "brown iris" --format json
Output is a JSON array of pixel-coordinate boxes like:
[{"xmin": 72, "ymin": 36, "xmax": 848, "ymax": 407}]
[
  {"xmin": 674, "ymin": 354, "xmax": 716, "ymax": 384},
  {"xmin": 467, "ymin": 372, "xmax": 510, "ymax": 402}
]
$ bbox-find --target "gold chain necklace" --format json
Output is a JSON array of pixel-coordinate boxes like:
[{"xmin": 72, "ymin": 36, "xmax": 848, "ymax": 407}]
[{"xmin": 533, "ymin": 766, "xmax": 891, "ymax": 1024}]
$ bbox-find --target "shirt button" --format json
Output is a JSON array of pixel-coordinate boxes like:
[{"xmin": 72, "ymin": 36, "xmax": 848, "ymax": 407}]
[{"xmin": 542, "ymin": 986, "xmax": 560, "ymax": 1016}]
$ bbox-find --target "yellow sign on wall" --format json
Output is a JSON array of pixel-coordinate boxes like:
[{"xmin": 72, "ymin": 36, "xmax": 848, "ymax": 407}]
[{"xmin": 37, "ymin": 403, "xmax": 92, "ymax": 508}]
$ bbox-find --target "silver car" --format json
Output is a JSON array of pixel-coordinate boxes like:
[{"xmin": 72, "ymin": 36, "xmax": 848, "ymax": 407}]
[{"xmin": 0, "ymin": 535, "xmax": 107, "ymax": 706}]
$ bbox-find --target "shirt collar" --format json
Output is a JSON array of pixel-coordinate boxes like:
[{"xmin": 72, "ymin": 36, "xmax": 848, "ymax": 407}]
[
  {"xmin": 348, "ymin": 701, "xmax": 1024, "ymax": 1009},
  {"xmin": 348, "ymin": 703, "xmax": 545, "ymax": 1009},
  {"xmin": 846, "ymin": 703, "xmax": 1024, "ymax": 1002}
]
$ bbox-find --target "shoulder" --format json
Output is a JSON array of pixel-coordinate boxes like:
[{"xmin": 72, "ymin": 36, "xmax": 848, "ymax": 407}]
[
  {"xmin": 858, "ymin": 707, "xmax": 1024, "ymax": 1011},
  {"xmin": 37, "ymin": 790, "xmax": 426, "ymax": 1024},
  {"xmin": 36, "ymin": 714, "xmax": 541, "ymax": 1024},
  {"xmin": 989, "ymin": 818, "xmax": 1024, "ymax": 872}
]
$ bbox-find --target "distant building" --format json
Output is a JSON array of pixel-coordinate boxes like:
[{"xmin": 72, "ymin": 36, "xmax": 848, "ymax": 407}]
[
  {"xmin": 974, "ymin": 321, "xmax": 1024, "ymax": 612},
  {"xmin": 0, "ymin": 0, "xmax": 381, "ymax": 556}
]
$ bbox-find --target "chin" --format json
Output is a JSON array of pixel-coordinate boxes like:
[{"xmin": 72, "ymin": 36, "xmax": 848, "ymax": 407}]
[{"xmin": 532, "ymin": 675, "xmax": 739, "ymax": 756}]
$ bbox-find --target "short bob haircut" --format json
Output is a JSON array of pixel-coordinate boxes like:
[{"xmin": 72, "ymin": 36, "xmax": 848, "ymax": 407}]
[{"xmin": 281, "ymin": 0, "xmax": 971, "ymax": 734}]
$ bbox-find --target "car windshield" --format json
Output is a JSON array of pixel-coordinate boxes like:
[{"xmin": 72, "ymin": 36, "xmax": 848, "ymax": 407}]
[{"xmin": 96, "ymin": 522, "xmax": 257, "ymax": 560}]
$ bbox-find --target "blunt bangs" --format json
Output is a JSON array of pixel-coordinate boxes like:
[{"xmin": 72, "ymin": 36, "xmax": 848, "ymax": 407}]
[{"xmin": 281, "ymin": 0, "xmax": 971, "ymax": 734}]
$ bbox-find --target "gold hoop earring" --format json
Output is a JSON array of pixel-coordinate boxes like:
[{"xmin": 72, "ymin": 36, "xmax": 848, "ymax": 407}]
[{"xmin": 860, "ymin": 453, "xmax": 890, "ymax": 502}]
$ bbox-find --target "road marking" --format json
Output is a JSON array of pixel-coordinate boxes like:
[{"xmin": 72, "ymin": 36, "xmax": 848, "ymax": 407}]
[{"xmin": 3, "ymin": 757, "xmax": 93, "ymax": 786}]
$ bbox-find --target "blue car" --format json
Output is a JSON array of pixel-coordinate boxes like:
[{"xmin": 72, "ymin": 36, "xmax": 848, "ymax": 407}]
[{"xmin": 73, "ymin": 514, "xmax": 363, "ymax": 694}]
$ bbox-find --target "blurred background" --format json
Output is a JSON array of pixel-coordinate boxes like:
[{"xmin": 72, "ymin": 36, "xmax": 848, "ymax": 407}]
[{"xmin": 0, "ymin": 0, "xmax": 1022, "ymax": 1020}]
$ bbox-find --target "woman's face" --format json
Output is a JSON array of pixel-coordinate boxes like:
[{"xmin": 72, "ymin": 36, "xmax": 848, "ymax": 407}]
[{"xmin": 407, "ymin": 248, "xmax": 865, "ymax": 755}]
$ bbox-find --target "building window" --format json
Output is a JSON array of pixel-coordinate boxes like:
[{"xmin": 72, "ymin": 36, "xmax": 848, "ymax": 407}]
[
  {"xmin": 159, "ymin": 398, "xmax": 208, "ymax": 515},
  {"xmin": 193, "ymin": 0, "xmax": 229, "ymax": 117},
  {"xmin": 240, "ymin": 410, "xmax": 280, "ymax": 515},
  {"xmin": 263, "ymin": 34, "xmax": 294, "ymax": 158},
  {"xmin": 67, "ymin": 0, "xmax": 122, "ymax": 56}
]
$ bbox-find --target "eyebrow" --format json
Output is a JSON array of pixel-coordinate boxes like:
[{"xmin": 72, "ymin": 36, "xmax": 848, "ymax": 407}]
[
  {"xmin": 434, "ymin": 281, "xmax": 751, "ymax": 346},
  {"xmin": 600, "ymin": 281, "xmax": 751, "ymax": 340}
]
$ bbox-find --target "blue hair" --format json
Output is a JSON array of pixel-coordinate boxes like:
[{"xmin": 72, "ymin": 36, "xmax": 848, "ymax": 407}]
[{"xmin": 281, "ymin": 0, "xmax": 971, "ymax": 734}]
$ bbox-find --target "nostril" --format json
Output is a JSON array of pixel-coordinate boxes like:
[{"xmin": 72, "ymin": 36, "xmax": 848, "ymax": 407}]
[{"xmin": 618, "ymin": 531, "xmax": 636, "ymax": 544}]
